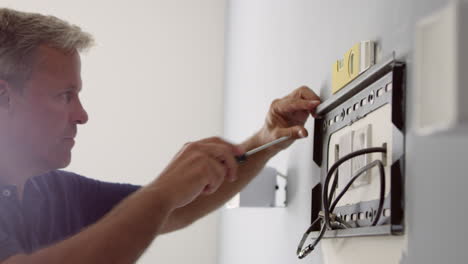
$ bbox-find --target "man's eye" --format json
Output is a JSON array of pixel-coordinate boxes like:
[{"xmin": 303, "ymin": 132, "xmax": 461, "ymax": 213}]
[{"xmin": 60, "ymin": 92, "xmax": 73, "ymax": 103}]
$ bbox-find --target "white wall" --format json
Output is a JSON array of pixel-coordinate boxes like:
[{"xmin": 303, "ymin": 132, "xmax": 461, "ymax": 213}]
[
  {"xmin": 220, "ymin": 0, "xmax": 468, "ymax": 264},
  {"xmin": 3, "ymin": 1, "xmax": 225, "ymax": 263}
]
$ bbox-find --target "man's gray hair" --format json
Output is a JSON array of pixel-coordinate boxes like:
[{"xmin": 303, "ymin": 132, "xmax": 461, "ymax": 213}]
[{"xmin": 0, "ymin": 8, "xmax": 94, "ymax": 88}]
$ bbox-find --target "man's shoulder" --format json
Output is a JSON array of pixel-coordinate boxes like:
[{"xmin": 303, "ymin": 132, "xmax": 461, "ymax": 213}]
[
  {"xmin": 34, "ymin": 169, "xmax": 84, "ymax": 179},
  {"xmin": 31, "ymin": 170, "xmax": 96, "ymax": 189},
  {"xmin": 33, "ymin": 170, "xmax": 140, "ymax": 192}
]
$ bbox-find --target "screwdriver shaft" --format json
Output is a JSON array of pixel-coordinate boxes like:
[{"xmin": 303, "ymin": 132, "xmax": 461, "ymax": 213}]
[{"xmin": 235, "ymin": 136, "xmax": 291, "ymax": 163}]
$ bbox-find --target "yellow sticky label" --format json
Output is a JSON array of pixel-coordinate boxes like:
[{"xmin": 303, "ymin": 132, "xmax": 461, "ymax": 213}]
[{"xmin": 332, "ymin": 43, "xmax": 361, "ymax": 94}]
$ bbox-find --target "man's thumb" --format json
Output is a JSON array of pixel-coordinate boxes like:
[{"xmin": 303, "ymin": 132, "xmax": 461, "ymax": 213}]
[{"xmin": 279, "ymin": 126, "xmax": 308, "ymax": 139}]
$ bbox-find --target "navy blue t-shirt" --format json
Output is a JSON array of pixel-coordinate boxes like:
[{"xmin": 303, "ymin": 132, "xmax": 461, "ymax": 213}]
[{"xmin": 0, "ymin": 170, "xmax": 140, "ymax": 261}]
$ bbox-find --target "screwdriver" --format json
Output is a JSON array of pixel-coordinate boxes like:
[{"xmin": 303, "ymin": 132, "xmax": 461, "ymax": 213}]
[{"xmin": 235, "ymin": 136, "xmax": 291, "ymax": 163}]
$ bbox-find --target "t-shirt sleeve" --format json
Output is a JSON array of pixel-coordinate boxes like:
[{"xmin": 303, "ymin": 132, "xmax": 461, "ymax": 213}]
[{"xmin": 63, "ymin": 171, "xmax": 142, "ymax": 226}]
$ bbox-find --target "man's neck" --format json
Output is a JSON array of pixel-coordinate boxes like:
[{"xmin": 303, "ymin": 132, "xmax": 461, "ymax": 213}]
[{"xmin": 0, "ymin": 157, "xmax": 48, "ymax": 200}]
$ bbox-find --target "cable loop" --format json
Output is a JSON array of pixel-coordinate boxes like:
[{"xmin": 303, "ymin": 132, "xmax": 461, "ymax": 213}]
[
  {"xmin": 296, "ymin": 216, "xmax": 324, "ymax": 259},
  {"xmin": 296, "ymin": 146, "xmax": 387, "ymax": 259}
]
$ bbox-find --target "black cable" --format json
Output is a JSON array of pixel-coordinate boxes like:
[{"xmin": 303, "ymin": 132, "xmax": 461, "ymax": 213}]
[
  {"xmin": 333, "ymin": 214, "xmax": 352, "ymax": 229},
  {"xmin": 296, "ymin": 146, "xmax": 387, "ymax": 259},
  {"xmin": 329, "ymin": 160, "xmax": 386, "ymax": 226},
  {"xmin": 328, "ymin": 170, "xmax": 339, "ymax": 207},
  {"xmin": 330, "ymin": 159, "xmax": 384, "ymax": 212},
  {"xmin": 296, "ymin": 217, "xmax": 327, "ymax": 259},
  {"xmin": 322, "ymin": 147, "xmax": 386, "ymax": 229}
]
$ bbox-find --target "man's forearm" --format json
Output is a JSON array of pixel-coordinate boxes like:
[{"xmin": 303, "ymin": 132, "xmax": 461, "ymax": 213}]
[
  {"xmin": 4, "ymin": 186, "xmax": 173, "ymax": 264},
  {"xmin": 162, "ymin": 129, "xmax": 278, "ymax": 233}
]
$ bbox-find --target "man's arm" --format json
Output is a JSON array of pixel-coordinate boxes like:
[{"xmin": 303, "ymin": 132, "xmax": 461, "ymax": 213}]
[
  {"xmin": 2, "ymin": 139, "xmax": 242, "ymax": 264},
  {"xmin": 3, "ymin": 185, "xmax": 172, "ymax": 264},
  {"xmin": 162, "ymin": 86, "xmax": 321, "ymax": 233}
]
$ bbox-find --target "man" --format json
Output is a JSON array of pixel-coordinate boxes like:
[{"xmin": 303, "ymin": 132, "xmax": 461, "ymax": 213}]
[{"xmin": 0, "ymin": 8, "xmax": 321, "ymax": 264}]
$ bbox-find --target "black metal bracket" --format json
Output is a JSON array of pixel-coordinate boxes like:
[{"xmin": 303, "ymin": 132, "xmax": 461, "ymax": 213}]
[{"xmin": 310, "ymin": 56, "xmax": 406, "ymax": 238}]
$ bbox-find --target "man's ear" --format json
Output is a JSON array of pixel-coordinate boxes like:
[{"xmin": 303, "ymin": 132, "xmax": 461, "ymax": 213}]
[{"xmin": 0, "ymin": 80, "xmax": 10, "ymax": 107}]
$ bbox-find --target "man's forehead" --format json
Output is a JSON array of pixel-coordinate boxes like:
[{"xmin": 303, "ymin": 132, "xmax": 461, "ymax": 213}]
[
  {"xmin": 29, "ymin": 45, "xmax": 82, "ymax": 89},
  {"xmin": 33, "ymin": 45, "xmax": 81, "ymax": 70}
]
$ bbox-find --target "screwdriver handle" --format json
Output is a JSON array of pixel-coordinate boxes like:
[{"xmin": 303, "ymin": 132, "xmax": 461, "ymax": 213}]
[{"xmin": 235, "ymin": 154, "xmax": 247, "ymax": 164}]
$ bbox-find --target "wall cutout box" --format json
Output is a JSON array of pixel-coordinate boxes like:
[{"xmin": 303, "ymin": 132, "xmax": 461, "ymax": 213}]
[
  {"xmin": 311, "ymin": 56, "xmax": 405, "ymax": 238},
  {"xmin": 226, "ymin": 167, "xmax": 287, "ymax": 208},
  {"xmin": 414, "ymin": 0, "xmax": 468, "ymax": 135}
]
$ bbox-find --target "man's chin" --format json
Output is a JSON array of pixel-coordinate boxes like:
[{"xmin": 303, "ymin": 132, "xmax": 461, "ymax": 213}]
[
  {"xmin": 46, "ymin": 151, "xmax": 72, "ymax": 171},
  {"xmin": 58, "ymin": 154, "xmax": 72, "ymax": 169}
]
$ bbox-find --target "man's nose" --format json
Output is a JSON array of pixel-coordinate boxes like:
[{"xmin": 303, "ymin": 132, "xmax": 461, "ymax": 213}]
[{"xmin": 73, "ymin": 99, "xmax": 89, "ymax": 125}]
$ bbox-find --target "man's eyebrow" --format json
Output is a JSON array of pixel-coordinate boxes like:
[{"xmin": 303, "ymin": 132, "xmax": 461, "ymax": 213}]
[{"xmin": 65, "ymin": 85, "xmax": 82, "ymax": 92}]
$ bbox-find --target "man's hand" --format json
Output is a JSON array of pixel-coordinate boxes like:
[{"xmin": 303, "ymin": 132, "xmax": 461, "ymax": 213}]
[
  {"xmin": 157, "ymin": 86, "xmax": 321, "ymax": 234},
  {"xmin": 151, "ymin": 137, "xmax": 244, "ymax": 211},
  {"xmin": 254, "ymin": 85, "xmax": 321, "ymax": 153}
]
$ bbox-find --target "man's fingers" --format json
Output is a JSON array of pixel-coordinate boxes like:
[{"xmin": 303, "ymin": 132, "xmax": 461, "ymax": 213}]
[
  {"xmin": 206, "ymin": 143, "xmax": 239, "ymax": 182},
  {"xmin": 276, "ymin": 126, "xmax": 308, "ymax": 140},
  {"xmin": 197, "ymin": 142, "xmax": 239, "ymax": 182},
  {"xmin": 202, "ymin": 157, "xmax": 227, "ymax": 194},
  {"xmin": 293, "ymin": 85, "xmax": 321, "ymax": 101},
  {"xmin": 274, "ymin": 98, "xmax": 320, "ymax": 114}
]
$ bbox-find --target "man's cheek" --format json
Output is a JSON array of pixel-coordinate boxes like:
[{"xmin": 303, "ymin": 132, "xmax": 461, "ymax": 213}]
[{"xmin": 26, "ymin": 116, "xmax": 60, "ymax": 148}]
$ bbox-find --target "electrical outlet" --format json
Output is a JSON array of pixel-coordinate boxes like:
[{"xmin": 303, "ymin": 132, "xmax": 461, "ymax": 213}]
[
  {"xmin": 327, "ymin": 104, "xmax": 392, "ymax": 207},
  {"xmin": 352, "ymin": 124, "xmax": 372, "ymax": 187},
  {"xmin": 337, "ymin": 130, "xmax": 354, "ymax": 192}
]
